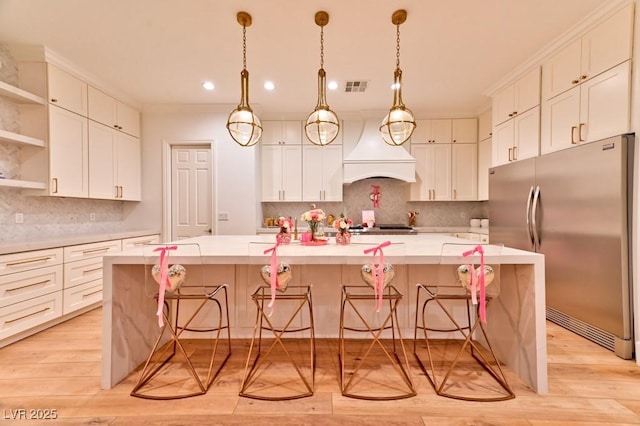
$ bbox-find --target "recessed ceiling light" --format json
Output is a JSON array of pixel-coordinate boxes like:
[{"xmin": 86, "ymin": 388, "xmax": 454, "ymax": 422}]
[
  {"xmin": 328, "ymin": 80, "xmax": 338, "ymax": 90},
  {"xmin": 202, "ymin": 81, "xmax": 214, "ymax": 90},
  {"xmin": 264, "ymin": 81, "xmax": 275, "ymax": 91}
]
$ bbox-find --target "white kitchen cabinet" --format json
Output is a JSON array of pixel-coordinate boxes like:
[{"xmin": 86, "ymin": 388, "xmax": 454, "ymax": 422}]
[
  {"xmin": 452, "ymin": 118, "xmax": 478, "ymax": 144},
  {"xmin": 493, "ymin": 67, "xmax": 540, "ymax": 126},
  {"xmin": 261, "ymin": 120, "xmax": 302, "ymax": 145},
  {"xmin": 88, "ymin": 121, "xmax": 141, "ymax": 200},
  {"xmin": 478, "ymin": 109, "xmax": 492, "ymax": 142},
  {"xmin": 541, "ymin": 4, "xmax": 633, "ymax": 101},
  {"xmin": 477, "ymin": 138, "xmax": 491, "ymax": 201},
  {"xmin": 451, "ymin": 143, "xmax": 477, "ymax": 201},
  {"xmin": 88, "ymin": 86, "xmax": 140, "ymax": 138},
  {"xmin": 411, "ymin": 119, "xmax": 452, "ymax": 144},
  {"xmin": 261, "ymin": 144, "xmax": 302, "ymax": 201},
  {"xmin": 410, "ymin": 143, "xmax": 451, "ymax": 201},
  {"xmin": 540, "ymin": 61, "xmax": 630, "ymax": 154},
  {"xmin": 302, "ymin": 144, "xmax": 343, "ymax": 202},
  {"xmin": 493, "ymin": 106, "xmax": 539, "ymax": 167},
  {"xmin": 47, "ymin": 105, "xmax": 89, "ymax": 197},
  {"xmin": 47, "ymin": 64, "xmax": 87, "ymax": 116}
]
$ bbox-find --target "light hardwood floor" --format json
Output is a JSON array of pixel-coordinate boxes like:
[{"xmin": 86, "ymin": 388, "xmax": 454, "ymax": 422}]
[{"xmin": 0, "ymin": 307, "xmax": 639, "ymax": 425}]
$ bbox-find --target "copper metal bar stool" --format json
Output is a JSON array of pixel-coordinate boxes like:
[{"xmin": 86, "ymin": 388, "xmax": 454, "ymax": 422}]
[
  {"xmin": 240, "ymin": 242, "xmax": 315, "ymax": 400},
  {"xmin": 413, "ymin": 243, "xmax": 514, "ymax": 401},
  {"xmin": 131, "ymin": 243, "xmax": 232, "ymax": 400},
  {"xmin": 339, "ymin": 242, "xmax": 415, "ymax": 400}
]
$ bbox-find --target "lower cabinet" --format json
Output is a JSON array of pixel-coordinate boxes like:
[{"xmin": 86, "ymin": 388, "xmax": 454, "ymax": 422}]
[{"xmin": 0, "ymin": 233, "xmax": 160, "ymax": 347}]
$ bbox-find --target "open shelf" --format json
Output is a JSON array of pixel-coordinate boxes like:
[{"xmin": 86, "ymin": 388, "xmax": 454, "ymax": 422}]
[
  {"xmin": 0, "ymin": 81, "xmax": 45, "ymax": 104},
  {"xmin": 0, "ymin": 129, "xmax": 45, "ymax": 148},
  {"xmin": 0, "ymin": 178, "xmax": 46, "ymax": 190}
]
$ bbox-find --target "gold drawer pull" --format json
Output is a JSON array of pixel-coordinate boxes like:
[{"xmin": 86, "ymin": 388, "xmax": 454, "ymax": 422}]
[
  {"xmin": 82, "ymin": 289, "xmax": 102, "ymax": 299},
  {"xmin": 82, "ymin": 267, "xmax": 102, "ymax": 275},
  {"xmin": 82, "ymin": 247, "xmax": 111, "ymax": 255},
  {"xmin": 6, "ymin": 256, "xmax": 53, "ymax": 267},
  {"xmin": 6, "ymin": 280, "xmax": 51, "ymax": 293},
  {"xmin": 133, "ymin": 240, "xmax": 155, "ymax": 246},
  {"xmin": 5, "ymin": 307, "xmax": 50, "ymax": 324}
]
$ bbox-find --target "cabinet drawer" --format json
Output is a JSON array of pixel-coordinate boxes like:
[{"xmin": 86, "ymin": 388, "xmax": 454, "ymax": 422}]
[
  {"xmin": 0, "ymin": 248, "xmax": 63, "ymax": 276},
  {"xmin": 0, "ymin": 265, "xmax": 63, "ymax": 308},
  {"xmin": 0, "ymin": 292, "xmax": 63, "ymax": 340},
  {"xmin": 64, "ymin": 257, "xmax": 103, "ymax": 289},
  {"xmin": 121, "ymin": 234, "xmax": 161, "ymax": 251},
  {"xmin": 64, "ymin": 240, "xmax": 122, "ymax": 262},
  {"xmin": 63, "ymin": 280, "xmax": 102, "ymax": 315}
]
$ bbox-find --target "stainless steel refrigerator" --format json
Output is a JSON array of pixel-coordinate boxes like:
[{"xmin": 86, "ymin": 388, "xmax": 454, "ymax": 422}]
[{"xmin": 489, "ymin": 134, "xmax": 634, "ymax": 359}]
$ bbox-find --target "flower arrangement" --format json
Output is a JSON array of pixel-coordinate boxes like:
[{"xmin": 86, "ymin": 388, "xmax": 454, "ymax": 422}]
[
  {"xmin": 300, "ymin": 207, "xmax": 325, "ymax": 241},
  {"xmin": 333, "ymin": 214, "xmax": 353, "ymax": 235},
  {"xmin": 277, "ymin": 216, "xmax": 293, "ymax": 233}
]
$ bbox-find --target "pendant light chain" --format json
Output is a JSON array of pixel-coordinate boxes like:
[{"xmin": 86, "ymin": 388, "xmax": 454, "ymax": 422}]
[
  {"xmin": 320, "ymin": 25, "xmax": 325, "ymax": 69},
  {"xmin": 396, "ymin": 23, "xmax": 401, "ymax": 69},
  {"xmin": 242, "ymin": 25, "xmax": 247, "ymax": 71}
]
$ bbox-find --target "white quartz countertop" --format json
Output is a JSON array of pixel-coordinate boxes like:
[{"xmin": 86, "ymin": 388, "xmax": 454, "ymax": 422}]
[
  {"xmin": 0, "ymin": 229, "xmax": 161, "ymax": 255},
  {"xmin": 257, "ymin": 226, "xmax": 489, "ymax": 235},
  {"xmin": 105, "ymin": 234, "xmax": 540, "ymax": 265}
]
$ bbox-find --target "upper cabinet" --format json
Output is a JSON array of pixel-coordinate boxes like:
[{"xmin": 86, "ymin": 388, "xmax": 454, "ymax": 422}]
[
  {"xmin": 262, "ymin": 120, "xmax": 302, "ymax": 145},
  {"xmin": 88, "ymin": 86, "xmax": 140, "ymax": 138},
  {"xmin": 411, "ymin": 119, "xmax": 452, "ymax": 144},
  {"xmin": 541, "ymin": 4, "xmax": 634, "ymax": 101},
  {"xmin": 452, "ymin": 118, "xmax": 478, "ymax": 144},
  {"xmin": 478, "ymin": 109, "xmax": 492, "ymax": 142},
  {"xmin": 492, "ymin": 67, "xmax": 540, "ymax": 126},
  {"xmin": 47, "ymin": 64, "xmax": 88, "ymax": 116}
]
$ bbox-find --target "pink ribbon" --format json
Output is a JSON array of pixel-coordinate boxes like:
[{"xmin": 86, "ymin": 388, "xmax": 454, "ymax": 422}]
[
  {"xmin": 364, "ymin": 240, "xmax": 391, "ymax": 312},
  {"xmin": 371, "ymin": 185, "xmax": 381, "ymax": 208},
  {"xmin": 264, "ymin": 239, "xmax": 282, "ymax": 315},
  {"xmin": 153, "ymin": 245, "xmax": 177, "ymax": 328},
  {"xmin": 463, "ymin": 245, "xmax": 487, "ymax": 323}
]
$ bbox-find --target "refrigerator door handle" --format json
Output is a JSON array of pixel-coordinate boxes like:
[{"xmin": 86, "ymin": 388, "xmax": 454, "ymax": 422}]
[
  {"xmin": 531, "ymin": 185, "xmax": 541, "ymax": 249},
  {"xmin": 526, "ymin": 186, "xmax": 535, "ymax": 248}
]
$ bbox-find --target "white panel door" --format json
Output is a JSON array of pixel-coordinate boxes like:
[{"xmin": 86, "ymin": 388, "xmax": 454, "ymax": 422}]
[
  {"xmin": 451, "ymin": 143, "xmax": 477, "ymax": 201},
  {"xmin": 492, "ymin": 120, "xmax": 514, "ymax": 166},
  {"xmin": 322, "ymin": 144, "xmax": 343, "ymax": 201},
  {"xmin": 540, "ymin": 87, "xmax": 581, "ymax": 154},
  {"xmin": 431, "ymin": 144, "xmax": 452, "ymax": 201},
  {"xmin": 281, "ymin": 145, "xmax": 302, "ymax": 201},
  {"xmin": 116, "ymin": 133, "xmax": 141, "ymax": 201},
  {"xmin": 513, "ymin": 106, "xmax": 540, "ymax": 161},
  {"xmin": 171, "ymin": 146, "xmax": 212, "ymax": 240},
  {"xmin": 48, "ymin": 105, "xmax": 88, "ymax": 197},
  {"xmin": 88, "ymin": 121, "xmax": 117, "ymax": 199},
  {"xmin": 302, "ymin": 145, "xmax": 322, "ymax": 201}
]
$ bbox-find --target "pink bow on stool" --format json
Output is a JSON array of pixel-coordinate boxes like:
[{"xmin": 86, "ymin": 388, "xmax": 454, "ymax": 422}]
[
  {"xmin": 264, "ymin": 239, "xmax": 282, "ymax": 316},
  {"xmin": 153, "ymin": 245, "xmax": 178, "ymax": 328},
  {"xmin": 364, "ymin": 240, "xmax": 391, "ymax": 312},
  {"xmin": 462, "ymin": 245, "xmax": 487, "ymax": 323}
]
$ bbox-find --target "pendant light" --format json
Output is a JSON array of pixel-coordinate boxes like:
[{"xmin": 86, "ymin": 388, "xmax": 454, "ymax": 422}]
[
  {"xmin": 227, "ymin": 11, "xmax": 262, "ymax": 147},
  {"xmin": 304, "ymin": 11, "xmax": 340, "ymax": 146},
  {"xmin": 380, "ymin": 9, "xmax": 416, "ymax": 146}
]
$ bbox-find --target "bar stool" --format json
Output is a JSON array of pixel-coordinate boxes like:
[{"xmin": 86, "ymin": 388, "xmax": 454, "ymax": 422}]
[
  {"xmin": 413, "ymin": 242, "xmax": 515, "ymax": 401},
  {"xmin": 339, "ymin": 241, "xmax": 415, "ymax": 400},
  {"xmin": 240, "ymin": 241, "xmax": 315, "ymax": 400},
  {"xmin": 131, "ymin": 243, "xmax": 232, "ymax": 400}
]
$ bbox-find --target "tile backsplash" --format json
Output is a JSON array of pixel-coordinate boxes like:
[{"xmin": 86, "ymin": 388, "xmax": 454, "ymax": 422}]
[{"xmin": 262, "ymin": 177, "xmax": 488, "ymax": 227}]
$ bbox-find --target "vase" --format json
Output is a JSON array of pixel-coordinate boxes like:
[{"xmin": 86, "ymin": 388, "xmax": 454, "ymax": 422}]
[
  {"xmin": 336, "ymin": 231, "xmax": 351, "ymax": 245},
  {"xmin": 277, "ymin": 230, "xmax": 291, "ymax": 244}
]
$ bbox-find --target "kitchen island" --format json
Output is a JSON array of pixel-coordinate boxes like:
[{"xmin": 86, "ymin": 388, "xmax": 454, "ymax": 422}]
[{"xmin": 101, "ymin": 234, "xmax": 547, "ymax": 394}]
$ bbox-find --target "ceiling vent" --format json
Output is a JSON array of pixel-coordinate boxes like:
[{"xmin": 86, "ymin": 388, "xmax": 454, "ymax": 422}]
[{"xmin": 344, "ymin": 81, "xmax": 368, "ymax": 93}]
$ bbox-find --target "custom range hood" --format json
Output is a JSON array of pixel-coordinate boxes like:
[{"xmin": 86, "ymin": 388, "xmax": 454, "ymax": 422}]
[{"xmin": 343, "ymin": 119, "xmax": 416, "ymax": 183}]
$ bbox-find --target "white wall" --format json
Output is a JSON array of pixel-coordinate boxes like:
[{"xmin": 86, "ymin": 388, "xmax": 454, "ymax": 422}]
[{"xmin": 124, "ymin": 105, "xmax": 258, "ymax": 237}]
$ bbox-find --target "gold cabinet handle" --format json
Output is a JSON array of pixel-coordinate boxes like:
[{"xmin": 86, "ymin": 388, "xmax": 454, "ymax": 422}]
[
  {"xmin": 6, "ymin": 280, "xmax": 51, "ymax": 293},
  {"xmin": 513, "ymin": 146, "xmax": 518, "ymax": 161},
  {"xmin": 580, "ymin": 75, "xmax": 587, "ymax": 80},
  {"xmin": 578, "ymin": 123, "xmax": 585, "ymax": 142},
  {"xmin": 82, "ymin": 247, "xmax": 110, "ymax": 255},
  {"xmin": 6, "ymin": 307, "xmax": 50, "ymax": 324},
  {"xmin": 453, "ymin": 189, "xmax": 457, "ymax": 200},
  {"xmin": 114, "ymin": 186, "xmax": 119, "ymax": 198},
  {"xmin": 50, "ymin": 98, "xmax": 58, "ymax": 103},
  {"xmin": 6, "ymin": 256, "xmax": 53, "ymax": 267},
  {"xmin": 508, "ymin": 147, "xmax": 513, "ymax": 161},
  {"xmin": 570, "ymin": 126, "xmax": 577, "ymax": 144},
  {"xmin": 52, "ymin": 178, "xmax": 58, "ymax": 194},
  {"xmin": 571, "ymin": 79, "xmax": 579, "ymax": 84},
  {"xmin": 82, "ymin": 289, "xmax": 102, "ymax": 299}
]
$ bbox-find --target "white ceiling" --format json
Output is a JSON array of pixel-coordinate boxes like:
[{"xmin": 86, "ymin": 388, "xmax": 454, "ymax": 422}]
[{"xmin": 0, "ymin": 0, "xmax": 614, "ymax": 119}]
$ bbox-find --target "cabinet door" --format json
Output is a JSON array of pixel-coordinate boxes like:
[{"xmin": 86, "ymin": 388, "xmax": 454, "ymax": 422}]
[
  {"xmin": 579, "ymin": 60, "xmax": 630, "ymax": 144},
  {"xmin": 261, "ymin": 145, "xmax": 283, "ymax": 200},
  {"xmin": 477, "ymin": 138, "xmax": 491, "ymax": 201},
  {"xmin": 260, "ymin": 121, "xmax": 282, "ymax": 145},
  {"xmin": 492, "ymin": 120, "xmax": 514, "ymax": 167},
  {"xmin": 261, "ymin": 121, "xmax": 301, "ymax": 145},
  {"xmin": 513, "ymin": 106, "xmax": 540, "ymax": 161},
  {"xmin": 117, "ymin": 102, "xmax": 141, "ymax": 138},
  {"xmin": 302, "ymin": 146, "xmax": 323, "ymax": 201},
  {"xmin": 281, "ymin": 145, "xmax": 302, "ymax": 201},
  {"xmin": 410, "ymin": 144, "xmax": 430, "ymax": 200},
  {"xmin": 581, "ymin": 4, "xmax": 633, "ymax": 84},
  {"xmin": 540, "ymin": 87, "xmax": 581, "ymax": 154},
  {"xmin": 478, "ymin": 109, "xmax": 492, "ymax": 141},
  {"xmin": 322, "ymin": 144, "xmax": 343, "ymax": 201},
  {"xmin": 451, "ymin": 143, "xmax": 477, "ymax": 201},
  {"xmin": 410, "ymin": 120, "xmax": 430, "ymax": 144},
  {"xmin": 116, "ymin": 133, "xmax": 141, "ymax": 201},
  {"xmin": 431, "ymin": 119, "xmax": 452, "ymax": 144},
  {"xmin": 431, "ymin": 144, "xmax": 452, "ymax": 201},
  {"xmin": 88, "ymin": 86, "xmax": 117, "ymax": 127},
  {"xmin": 282, "ymin": 121, "xmax": 302, "ymax": 145},
  {"xmin": 514, "ymin": 67, "xmax": 540, "ymax": 114},
  {"xmin": 47, "ymin": 64, "xmax": 87, "ymax": 116},
  {"xmin": 48, "ymin": 106, "xmax": 88, "ymax": 197},
  {"xmin": 542, "ymin": 38, "xmax": 582, "ymax": 100},
  {"xmin": 493, "ymin": 85, "xmax": 514, "ymax": 126},
  {"xmin": 88, "ymin": 121, "xmax": 117, "ymax": 199},
  {"xmin": 452, "ymin": 118, "xmax": 477, "ymax": 144}
]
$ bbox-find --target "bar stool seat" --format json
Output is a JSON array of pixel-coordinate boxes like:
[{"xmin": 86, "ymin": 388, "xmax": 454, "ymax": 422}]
[
  {"xmin": 131, "ymin": 243, "xmax": 232, "ymax": 400},
  {"xmin": 240, "ymin": 243, "xmax": 315, "ymax": 400},
  {"xmin": 413, "ymin": 243, "xmax": 515, "ymax": 402},
  {"xmin": 338, "ymin": 241, "xmax": 415, "ymax": 400}
]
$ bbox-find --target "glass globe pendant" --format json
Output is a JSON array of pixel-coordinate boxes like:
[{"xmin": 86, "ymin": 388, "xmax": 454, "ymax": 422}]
[
  {"xmin": 305, "ymin": 11, "xmax": 340, "ymax": 146},
  {"xmin": 227, "ymin": 11, "xmax": 262, "ymax": 147},
  {"xmin": 380, "ymin": 9, "xmax": 416, "ymax": 146}
]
